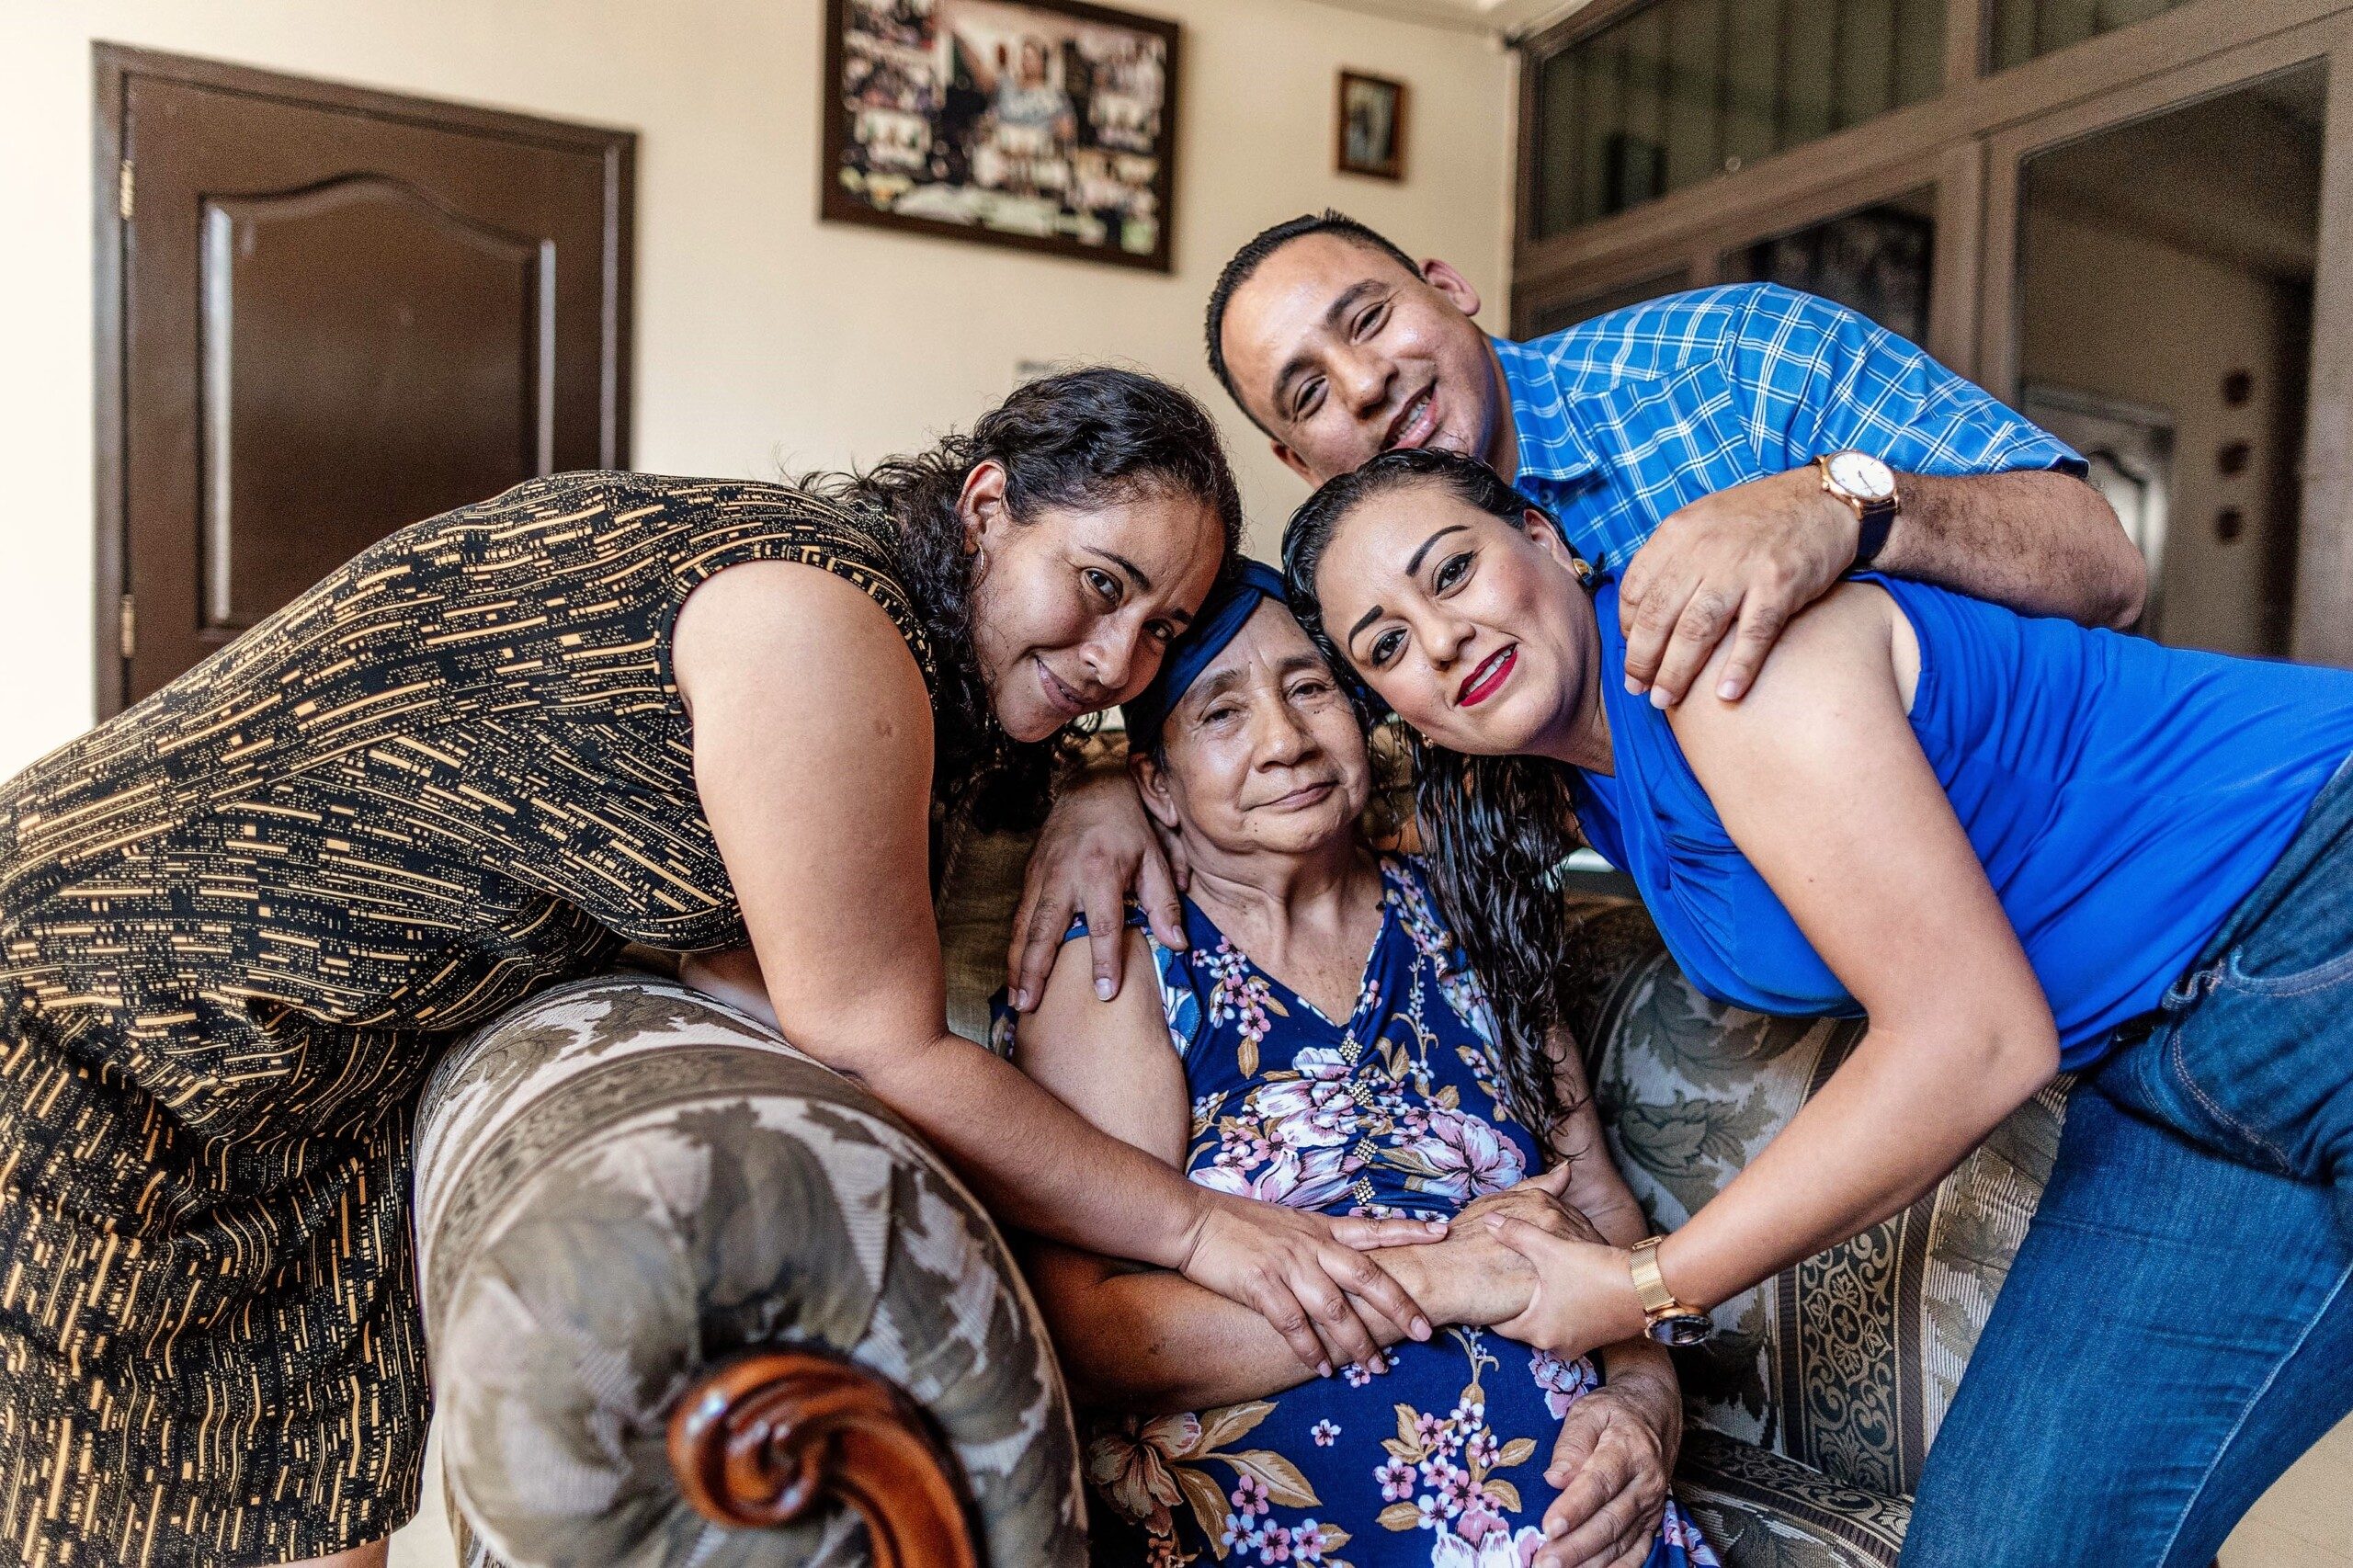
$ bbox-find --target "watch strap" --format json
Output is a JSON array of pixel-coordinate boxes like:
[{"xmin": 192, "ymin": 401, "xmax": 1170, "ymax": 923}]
[
  {"xmin": 1852, "ymin": 497, "xmax": 1897, "ymax": 568},
  {"xmin": 1628, "ymin": 1236, "xmax": 1688, "ymax": 1319}
]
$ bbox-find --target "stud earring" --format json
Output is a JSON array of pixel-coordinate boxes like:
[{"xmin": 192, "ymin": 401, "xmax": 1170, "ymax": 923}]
[{"xmin": 1571, "ymin": 555, "xmax": 1596, "ymax": 589}]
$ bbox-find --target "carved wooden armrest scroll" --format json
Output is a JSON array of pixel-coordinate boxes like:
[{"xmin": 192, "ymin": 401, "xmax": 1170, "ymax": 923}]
[{"xmin": 668, "ymin": 1347, "xmax": 982, "ymax": 1568}]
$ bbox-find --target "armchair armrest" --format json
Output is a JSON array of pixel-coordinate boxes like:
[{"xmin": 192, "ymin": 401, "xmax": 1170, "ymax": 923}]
[{"xmin": 413, "ymin": 973, "xmax": 1085, "ymax": 1567}]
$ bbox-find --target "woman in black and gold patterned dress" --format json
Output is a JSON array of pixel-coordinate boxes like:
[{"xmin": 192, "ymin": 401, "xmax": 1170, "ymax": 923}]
[{"xmin": 0, "ymin": 369, "xmax": 1447, "ymax": 1568}]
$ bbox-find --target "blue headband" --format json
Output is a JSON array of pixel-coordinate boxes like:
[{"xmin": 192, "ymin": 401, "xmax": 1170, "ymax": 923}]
[{"xmin": 1122, "ymin": 560, "xmax": 1289, "ymax": 753}]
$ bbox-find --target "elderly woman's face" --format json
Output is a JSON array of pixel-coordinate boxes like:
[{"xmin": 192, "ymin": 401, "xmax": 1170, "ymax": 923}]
[{"xmin": 1136, "ymin": 602, "xmax": 1371, "ymax": 858}]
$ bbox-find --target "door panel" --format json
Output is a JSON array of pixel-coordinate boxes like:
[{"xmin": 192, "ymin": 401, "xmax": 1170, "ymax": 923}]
[
  {"xmin": 201, "ymin": 176, "xmax": 552, "ymax": 633},
  {"xmin": 97, "ymin": 48, "xmax": 633, "ymax": 710}
]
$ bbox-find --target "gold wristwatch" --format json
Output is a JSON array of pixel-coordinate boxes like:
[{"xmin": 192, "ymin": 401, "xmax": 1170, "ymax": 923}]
[
  {"xmin": 1628, "ymin": 1236, "xmax": 1714, "ymax": 1346},
  {"xmin": 1817, "ymin": 449, "xmax": 1901, "ymax": 568}
]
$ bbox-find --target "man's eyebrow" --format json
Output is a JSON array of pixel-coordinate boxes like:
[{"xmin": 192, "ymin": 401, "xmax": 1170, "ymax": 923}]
[{"xmin": 1267, "ymin": 279, "xmax": 1384, "ymax": 416}]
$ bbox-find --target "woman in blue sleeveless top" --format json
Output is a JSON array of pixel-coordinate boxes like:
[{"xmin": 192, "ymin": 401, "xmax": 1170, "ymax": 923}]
[{"xmin": 1283, "ymin": 449, "xmax": 2353, "ymax": 1568}]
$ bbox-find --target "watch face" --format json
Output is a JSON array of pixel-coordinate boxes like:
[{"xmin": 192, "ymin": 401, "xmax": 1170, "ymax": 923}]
[
  {"xmin": 1648, "ymin": 1312, "xmax": 1715, "ymax": 1347},
  {"xmin": 1827, "ymin": 450, "xmax": 1896, "ymax": 502}
]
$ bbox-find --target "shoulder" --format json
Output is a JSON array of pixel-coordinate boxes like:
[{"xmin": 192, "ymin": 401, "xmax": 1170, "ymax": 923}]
[
  {"xmin": 671, "ymin": 558, "xmax": 933, "ymax": 739},
  {"xmin": 1014, "ymin": 923, "xmax": 1188, "ymax": 1062},
  {"xmin": 1384, "ymin": 853, "xmax": 1466, "ymax": 952},
  {"xmin": 1514, "ymin": 285, "xmax": 1804, "ymax": 389},
  {"xmin": 1667, "ymin": 581, "xmax": 1906, "ymax": 761}
]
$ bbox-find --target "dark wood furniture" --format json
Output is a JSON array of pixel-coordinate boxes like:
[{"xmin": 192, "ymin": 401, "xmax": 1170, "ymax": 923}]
[
  {"xmin": 92, "ymin": 44, "xmax": 634, "ymax": 712},
  {"xmin": 670, "ymin": 1349, "xmax": 980, "ymax": 1568}
]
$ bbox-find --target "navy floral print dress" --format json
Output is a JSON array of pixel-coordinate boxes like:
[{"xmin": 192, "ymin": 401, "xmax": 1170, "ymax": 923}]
[{"xmin": 997, "ymin": 855, "xmax": 1715, "ymax": 1568}]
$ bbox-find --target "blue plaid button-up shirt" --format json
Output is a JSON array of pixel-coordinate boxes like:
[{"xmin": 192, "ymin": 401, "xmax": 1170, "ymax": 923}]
[{"xmin": 1497, "ymin": 283, "xmax": 2086, "ymax": 577}]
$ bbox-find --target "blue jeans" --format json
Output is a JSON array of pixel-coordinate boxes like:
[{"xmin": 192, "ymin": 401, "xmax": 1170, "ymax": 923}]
[{"xmin": 1904, "ymin": 757, "xmax": 2353, "ymax": 1567}]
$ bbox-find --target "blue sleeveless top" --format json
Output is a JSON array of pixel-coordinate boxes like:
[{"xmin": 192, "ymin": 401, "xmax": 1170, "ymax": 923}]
[{"xmin": 1568, "ymin": 575, "xmax": 2353, "ymax": 1067}]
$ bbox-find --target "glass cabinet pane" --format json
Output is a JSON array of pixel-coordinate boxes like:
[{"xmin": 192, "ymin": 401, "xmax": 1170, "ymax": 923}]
[
  {"xmin": 2013, "ymin": 65, "xmax": 2324, "ymax": 653},
  {"xmin": 1524, "ymin": 268, "xmax": 1693, "ymax": 337},
  {"xmin": 1987, "ymin": 0, "xmax": 2195, "ymax": 71},
  {"xmin": 1729, "ymin": 187, "xmax": 1937, "ymax": 344},
  {"xmin": 1529, "ymin": 0, "xmax": 1945, "ymax": 236}
]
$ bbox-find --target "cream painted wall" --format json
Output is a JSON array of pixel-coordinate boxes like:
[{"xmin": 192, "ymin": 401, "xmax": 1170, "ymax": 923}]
[{"xmin": 0, "ymin": 0, "xmax": 1516, "ymax": 778}]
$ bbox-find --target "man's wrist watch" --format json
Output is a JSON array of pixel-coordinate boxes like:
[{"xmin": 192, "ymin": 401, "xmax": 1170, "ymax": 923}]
[
  {"xmin": 1628, "ymin": 1236, "xmax": 1714, "ymax": 1347},
  {"xmin": 1817, "ymin": 450, "xmax": 1901, "ymax": 569}
]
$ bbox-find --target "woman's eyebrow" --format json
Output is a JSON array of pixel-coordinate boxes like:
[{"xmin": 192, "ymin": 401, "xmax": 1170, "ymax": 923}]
[
  {"xmin": 1086, "ymin": 549, "xmax": 1192, "ymax": 624},
  {"xmin": 1404, "ymin": 525, "xmax": 1466, "ymax": 578},
  {"xmin": 1351, "ymin": 522, "xmax": 1469, "ymax": 643}
]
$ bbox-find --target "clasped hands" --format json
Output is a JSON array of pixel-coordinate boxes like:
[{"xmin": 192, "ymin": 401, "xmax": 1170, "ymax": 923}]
[{"xmin": 1393, "ymin": 1165, "xmax": 1682, "ymax": 1568}]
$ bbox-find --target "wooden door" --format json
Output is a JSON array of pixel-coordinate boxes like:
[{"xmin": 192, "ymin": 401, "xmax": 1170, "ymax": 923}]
[{"xmin": 94, "ymin": 45, "xmax": 634, "ymax": 713}]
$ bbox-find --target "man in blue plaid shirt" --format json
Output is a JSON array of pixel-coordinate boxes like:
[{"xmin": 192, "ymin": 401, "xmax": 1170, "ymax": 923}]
[{"xmin": 1201, "ymin": 211, "xmax": 2141, "ymax": 707}]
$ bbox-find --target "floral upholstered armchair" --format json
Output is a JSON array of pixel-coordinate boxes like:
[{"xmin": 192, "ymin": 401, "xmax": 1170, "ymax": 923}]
[
  {"xmin": 414, "ymin": 819, "xmax": 2063, "ymax": 1568},
  {"xmin": 1554, "ymin": 898, "xmax": 2067, "ymax": 1567}
]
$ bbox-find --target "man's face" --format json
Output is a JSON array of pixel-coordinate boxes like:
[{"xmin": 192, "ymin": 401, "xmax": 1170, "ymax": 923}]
[{"xmin": 1218, "ymin": 233, "xmax": 1507, "ymax": 486}]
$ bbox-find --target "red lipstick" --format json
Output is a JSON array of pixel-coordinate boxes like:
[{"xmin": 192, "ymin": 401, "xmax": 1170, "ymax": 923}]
[{"xmin": 1457, "ymin": 646, "xmax": 1516, "ymax": 708}]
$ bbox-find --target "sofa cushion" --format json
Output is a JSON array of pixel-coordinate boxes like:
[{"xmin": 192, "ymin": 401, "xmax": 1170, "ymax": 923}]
[
  {"xmin": 1559, "ymin": 900, "xmax": 2065, "ymax": 1503},
  {"xmin": 1674, "ymin": 1430, "xmax": 1907, "ymax": 1568},
  {"xmin": 414, "ymin": 973, "xmax": 1086, "ymax": 1566}
]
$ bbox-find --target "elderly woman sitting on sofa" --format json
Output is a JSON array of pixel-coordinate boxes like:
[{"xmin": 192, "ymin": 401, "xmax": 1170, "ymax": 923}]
[{"xmin": 996, "ymin": 563, "xmax": 1717, "ymax": 1568}]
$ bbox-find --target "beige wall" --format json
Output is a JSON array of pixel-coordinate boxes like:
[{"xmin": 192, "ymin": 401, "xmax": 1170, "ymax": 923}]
[{"xmin": 0, "ymin": 0, "xmax": 1516, "ymax": 778}]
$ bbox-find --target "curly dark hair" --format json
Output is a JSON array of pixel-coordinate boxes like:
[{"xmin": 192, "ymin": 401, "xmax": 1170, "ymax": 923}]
[
  {"xmin": 804, "ymin": 366, "xmax": 1245, "ymax": 835},
  {"xmin": 1282, "ymin": 448, "xmax": 1586, "ymax": 1140}
]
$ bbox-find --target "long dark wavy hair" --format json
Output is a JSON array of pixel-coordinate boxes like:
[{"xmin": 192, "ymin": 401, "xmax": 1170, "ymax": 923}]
[
  {"xmin": 803, "ymin": 367, "xmax": 1245, "ymax": 835},
  {"xmin": 1282, "ymin": 449, "xmax": 1588, "ymax": 1139}
]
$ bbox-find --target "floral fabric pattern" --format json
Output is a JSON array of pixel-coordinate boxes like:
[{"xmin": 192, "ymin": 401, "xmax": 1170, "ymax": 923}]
[{"xmin": 1002, "ymin": 858, "xmax": 1715, "ymax": 1567}]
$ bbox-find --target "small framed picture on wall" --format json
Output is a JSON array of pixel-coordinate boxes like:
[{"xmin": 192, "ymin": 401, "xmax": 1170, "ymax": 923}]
[{"xmin": 1336, "ymin": 70, "xmax": 1406, "ymax": 180}]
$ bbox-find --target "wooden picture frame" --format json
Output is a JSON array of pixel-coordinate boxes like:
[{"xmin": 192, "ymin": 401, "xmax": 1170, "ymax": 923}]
[
  {"xmin": 820, "ymin": 0, "xmax": 1179, "ymax": 272},
  {"xmin": 1336, "ymin": 70, "xmax": 1406, "ymax": 181}
]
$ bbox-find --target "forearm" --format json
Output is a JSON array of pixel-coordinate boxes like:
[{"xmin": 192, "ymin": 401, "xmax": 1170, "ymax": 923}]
[
  {"xmin": 1875, "ymin": 470, "xmax": 2143, "ymax": 629},
  {"xmin": 1596, "ymin": 1332, "xmax": 1681, "ymax": 1431},
  {"xmin": 854, "ymin": 1030, "xmax": 1208, "ymax": 1268},
  {"xmin": 1659, "ymin": 1019, "xmax": 2052, "ymax": 1314},
  {"xmin": 1040, "ymin": 1245, "xmax": 1432, "ymax": 1412}
]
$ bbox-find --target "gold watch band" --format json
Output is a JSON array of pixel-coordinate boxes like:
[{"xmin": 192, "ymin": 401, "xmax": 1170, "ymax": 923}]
[{"xmin": 1628, "ymin": 1236, "xmax": 1698, "ymax": 1321}]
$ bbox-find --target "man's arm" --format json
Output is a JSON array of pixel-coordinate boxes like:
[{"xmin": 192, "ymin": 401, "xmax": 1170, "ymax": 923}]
[
  {"xmin": 1619, "ymin": 285, "xmax": 2143, "ymax": 706},
  {"xmin": 1005, "ymin": 739, "xmax": 1181, "ymax": 1011}
]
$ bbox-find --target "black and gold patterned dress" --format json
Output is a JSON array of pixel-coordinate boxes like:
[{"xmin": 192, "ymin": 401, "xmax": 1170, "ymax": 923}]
[{"xmin": 0, "ymin": 472, "xmax": 935, "ymax": 1565}]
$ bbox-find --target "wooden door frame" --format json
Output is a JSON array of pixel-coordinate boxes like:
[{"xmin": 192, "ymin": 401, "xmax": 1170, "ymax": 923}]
[
  {"xmin": 91, "ymin": 43, "xmax": 636, "ymax": 718},
  {"xmin": 1976, "ymin": 15, "xmax": 2352, "ymax": 660}
]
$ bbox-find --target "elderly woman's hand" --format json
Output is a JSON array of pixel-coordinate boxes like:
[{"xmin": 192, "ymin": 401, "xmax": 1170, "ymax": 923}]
[
  {"xmin": 1533, "ymin": 1363, "xmax": 1681, "ymax": 1568},
  {"xmin": 1177, "ymin": 1190, "xmax": 1449, "ymax": 1376}
]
